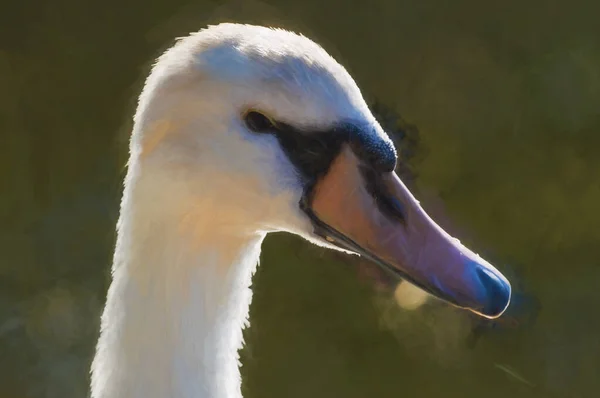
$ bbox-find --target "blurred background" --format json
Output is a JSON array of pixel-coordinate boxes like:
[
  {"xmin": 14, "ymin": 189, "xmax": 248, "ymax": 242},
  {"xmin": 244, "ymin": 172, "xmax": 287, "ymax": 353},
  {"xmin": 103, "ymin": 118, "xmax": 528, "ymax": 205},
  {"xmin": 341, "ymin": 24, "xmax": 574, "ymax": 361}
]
[{"xmin": 1, "ymin": 0, "xmax": 599, "ymax": 397}]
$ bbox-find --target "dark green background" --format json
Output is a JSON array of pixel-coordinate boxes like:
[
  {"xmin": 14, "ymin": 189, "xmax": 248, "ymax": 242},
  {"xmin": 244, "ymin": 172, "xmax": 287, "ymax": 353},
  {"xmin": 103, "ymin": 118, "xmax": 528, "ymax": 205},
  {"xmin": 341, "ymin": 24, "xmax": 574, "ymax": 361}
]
[{"xmin": 1, "ymin": 0, "xmax": 599, "ymax": 397}]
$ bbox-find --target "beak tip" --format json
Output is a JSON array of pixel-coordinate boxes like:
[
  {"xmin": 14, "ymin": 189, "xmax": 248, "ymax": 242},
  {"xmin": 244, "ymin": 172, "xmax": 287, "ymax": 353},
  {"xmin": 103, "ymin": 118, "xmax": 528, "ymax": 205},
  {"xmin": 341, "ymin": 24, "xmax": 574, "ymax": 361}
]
[{"xmin": 476, "ymin": 266, "xmax": 512, "ymax": 318}]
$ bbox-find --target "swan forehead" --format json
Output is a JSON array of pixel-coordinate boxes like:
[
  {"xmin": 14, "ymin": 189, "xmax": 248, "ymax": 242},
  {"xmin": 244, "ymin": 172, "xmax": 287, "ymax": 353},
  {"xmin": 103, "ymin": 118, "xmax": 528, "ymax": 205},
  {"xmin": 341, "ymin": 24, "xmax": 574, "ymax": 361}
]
[{"xmin": 187, "ymin": 24, "xmax": 369, "ymax": 122}]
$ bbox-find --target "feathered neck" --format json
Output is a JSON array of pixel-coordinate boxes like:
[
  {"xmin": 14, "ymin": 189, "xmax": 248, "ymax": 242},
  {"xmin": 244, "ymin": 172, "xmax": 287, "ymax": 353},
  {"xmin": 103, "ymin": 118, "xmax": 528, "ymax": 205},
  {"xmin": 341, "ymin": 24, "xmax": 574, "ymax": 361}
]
[{"xmin": 91, "ymin": 161, "xmax": 264, "ymax": 398}]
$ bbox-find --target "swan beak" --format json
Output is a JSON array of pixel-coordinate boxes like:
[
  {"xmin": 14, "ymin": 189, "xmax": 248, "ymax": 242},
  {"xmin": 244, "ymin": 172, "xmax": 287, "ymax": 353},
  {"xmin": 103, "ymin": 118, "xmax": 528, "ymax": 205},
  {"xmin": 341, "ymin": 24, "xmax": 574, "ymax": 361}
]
[{"xmin": 302, "ymin": 146, "xmax": 511, "ymax": 319}]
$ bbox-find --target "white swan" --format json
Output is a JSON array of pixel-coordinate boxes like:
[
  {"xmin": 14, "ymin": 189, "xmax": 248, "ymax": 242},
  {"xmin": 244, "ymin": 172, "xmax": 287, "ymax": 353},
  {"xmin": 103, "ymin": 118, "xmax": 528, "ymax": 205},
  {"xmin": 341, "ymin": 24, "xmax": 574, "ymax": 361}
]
[{"xmin": 90, "ymin": 23, "xmax": 511, "ymax": 398}]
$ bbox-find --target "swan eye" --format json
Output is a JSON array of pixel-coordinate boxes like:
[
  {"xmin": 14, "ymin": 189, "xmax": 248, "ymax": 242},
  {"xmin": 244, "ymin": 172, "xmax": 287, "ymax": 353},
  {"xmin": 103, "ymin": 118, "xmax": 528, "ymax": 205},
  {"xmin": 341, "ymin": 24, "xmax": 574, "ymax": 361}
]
[{"xmin": 244, "ymin": 110, "xmax": 277, "ymax": 133}]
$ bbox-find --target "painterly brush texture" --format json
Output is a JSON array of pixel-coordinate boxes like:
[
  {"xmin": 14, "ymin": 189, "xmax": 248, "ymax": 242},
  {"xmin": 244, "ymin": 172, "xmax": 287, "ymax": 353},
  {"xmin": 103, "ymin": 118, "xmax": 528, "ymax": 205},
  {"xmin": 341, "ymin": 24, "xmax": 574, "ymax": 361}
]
[{"xmin": 1, "ymin": 1, "xmax": 599, "ymax": 398}]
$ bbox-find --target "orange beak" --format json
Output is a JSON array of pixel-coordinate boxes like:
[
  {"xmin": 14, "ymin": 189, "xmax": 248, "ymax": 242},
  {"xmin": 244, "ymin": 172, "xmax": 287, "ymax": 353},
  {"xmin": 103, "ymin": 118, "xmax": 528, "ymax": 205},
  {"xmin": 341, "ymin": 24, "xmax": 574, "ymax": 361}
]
[{"xmin": 301, "ymin": 146, "xmax": 511, "ymax": 319}]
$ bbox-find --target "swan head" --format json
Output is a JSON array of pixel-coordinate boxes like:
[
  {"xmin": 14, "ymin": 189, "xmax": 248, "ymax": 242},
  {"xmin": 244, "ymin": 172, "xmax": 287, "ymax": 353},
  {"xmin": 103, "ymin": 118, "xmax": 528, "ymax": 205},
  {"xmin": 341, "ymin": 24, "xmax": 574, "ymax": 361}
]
[{"xmin": 131, "ymin": 23, "xmax": 511, "ymax": 319}]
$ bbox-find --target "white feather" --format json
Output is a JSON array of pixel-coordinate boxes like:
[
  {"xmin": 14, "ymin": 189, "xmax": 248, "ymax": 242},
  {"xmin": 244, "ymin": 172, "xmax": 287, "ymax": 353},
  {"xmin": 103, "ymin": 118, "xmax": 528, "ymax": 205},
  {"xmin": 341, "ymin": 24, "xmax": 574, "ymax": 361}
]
[{"xmin": 91, "ymin": 23, "xmax": 383, "ymax": 398}]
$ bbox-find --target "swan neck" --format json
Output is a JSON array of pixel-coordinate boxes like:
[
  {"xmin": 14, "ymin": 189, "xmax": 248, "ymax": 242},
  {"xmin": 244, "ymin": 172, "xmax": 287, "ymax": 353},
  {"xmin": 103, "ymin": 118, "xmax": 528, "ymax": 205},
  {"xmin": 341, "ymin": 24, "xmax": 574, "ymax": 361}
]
[{"xmin": 91, "ymin": 181, "xmax": 264, "ymax": 398}]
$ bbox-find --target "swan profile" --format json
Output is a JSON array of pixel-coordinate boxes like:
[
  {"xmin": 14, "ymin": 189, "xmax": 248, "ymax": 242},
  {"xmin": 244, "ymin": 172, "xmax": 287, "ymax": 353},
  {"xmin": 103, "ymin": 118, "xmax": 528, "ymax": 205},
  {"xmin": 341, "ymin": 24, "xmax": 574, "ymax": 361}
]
[{"xmin": 91, "ymin": 23, "xmax": 511, "ymax": 398}]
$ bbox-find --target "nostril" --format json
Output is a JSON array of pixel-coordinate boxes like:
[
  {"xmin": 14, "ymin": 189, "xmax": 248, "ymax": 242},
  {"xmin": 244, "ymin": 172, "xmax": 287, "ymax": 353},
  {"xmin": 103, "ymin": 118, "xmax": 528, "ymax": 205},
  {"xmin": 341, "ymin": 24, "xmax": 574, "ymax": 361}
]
[{"xmin": 476, "ymin": 267, "xmax": 511, "ymax": 317}]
